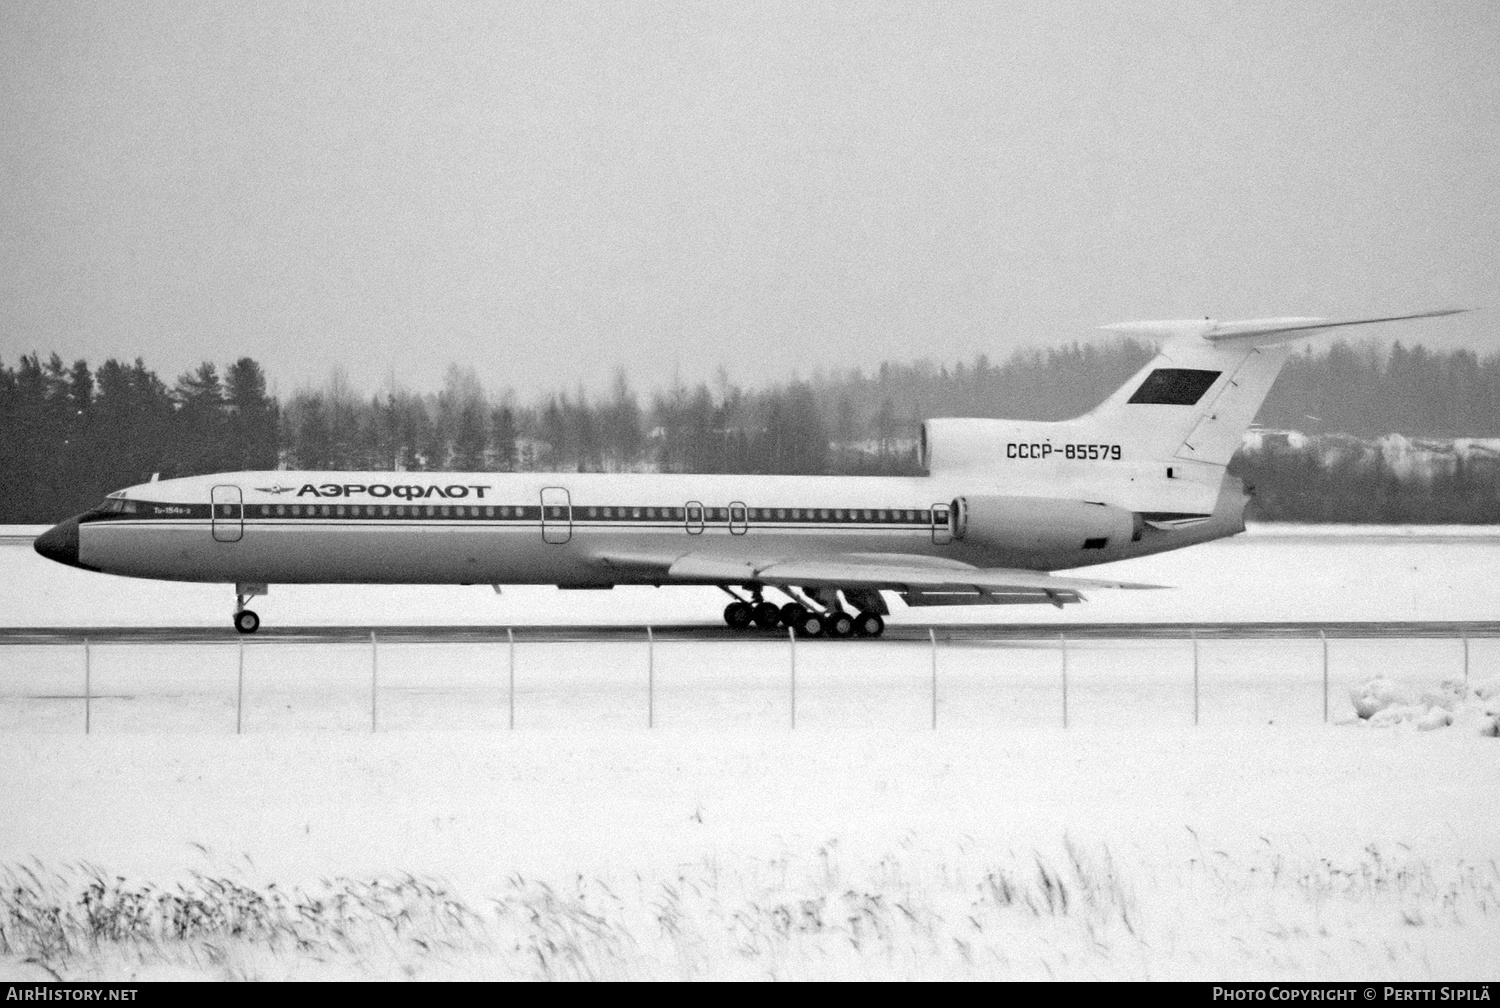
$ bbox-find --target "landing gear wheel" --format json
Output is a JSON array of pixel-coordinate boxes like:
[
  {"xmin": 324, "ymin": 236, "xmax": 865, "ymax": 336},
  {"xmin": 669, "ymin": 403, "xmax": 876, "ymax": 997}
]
[
  {"xmin": 797, "ymin": 610, "xmax": 826, "ymax": 638},
  {"xmin": 779, "ymin": 602, "xmax": 806, "ymax": 628},
  {"xmin": 853, "ymin": 612, "xmax": 885, "ymax": 638},
  {"xmin": 233, "ymin": 609, "xmax": 260, "ymax": 635},
  {"xmin": 751, "ymin": 601, "xmax": 781, "ymax": 630},
  {"xmin": 827, "ymin": 611, "xmax": 855, "ymax": 638},
  {"xmin": 723, "ymin": 601, "xmax": 753, "ymax": 630}
]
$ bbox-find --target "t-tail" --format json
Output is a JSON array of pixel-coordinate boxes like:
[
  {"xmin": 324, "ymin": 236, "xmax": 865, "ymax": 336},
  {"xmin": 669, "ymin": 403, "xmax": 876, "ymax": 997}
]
[{"xmin": 921, "ymin": 309, "xmax": 1466, "ymax": 517}]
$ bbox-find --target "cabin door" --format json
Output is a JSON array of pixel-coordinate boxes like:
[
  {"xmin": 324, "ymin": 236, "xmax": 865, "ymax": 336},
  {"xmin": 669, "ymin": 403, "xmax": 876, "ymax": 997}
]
[
  {"xmin": 540, "ymin": 486, "xmax": 572, "ymax": 544},
  {"xmin": 211, "ymin": 485, "xmax": 244, "ymax": 543},
  {"xmin": 930, "ymin": 501, "xmax": 953, "ymax": 545},
  {"xmin": 728, "ymin": 501, "xmax": 748, "ymax": 535}
]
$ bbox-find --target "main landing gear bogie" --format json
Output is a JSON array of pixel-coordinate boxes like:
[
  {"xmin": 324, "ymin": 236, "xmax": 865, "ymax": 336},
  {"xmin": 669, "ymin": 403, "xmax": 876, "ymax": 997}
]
[{"xmin": 721, "ymin": 596, "xmax": 884, "ymax": 639}]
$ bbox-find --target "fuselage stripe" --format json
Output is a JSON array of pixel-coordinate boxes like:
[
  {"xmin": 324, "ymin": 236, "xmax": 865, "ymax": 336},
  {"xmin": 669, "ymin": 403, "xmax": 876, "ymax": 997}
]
[{"xmin": 82, "ymin": 502, "xmax": 941, "ymax": 527}]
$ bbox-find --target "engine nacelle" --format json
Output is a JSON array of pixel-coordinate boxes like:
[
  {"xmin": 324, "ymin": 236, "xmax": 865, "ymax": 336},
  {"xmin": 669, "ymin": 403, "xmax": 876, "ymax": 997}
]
[{"xmin": 950, "ymin": 495, "xmax": 1140, "ymax": 553}]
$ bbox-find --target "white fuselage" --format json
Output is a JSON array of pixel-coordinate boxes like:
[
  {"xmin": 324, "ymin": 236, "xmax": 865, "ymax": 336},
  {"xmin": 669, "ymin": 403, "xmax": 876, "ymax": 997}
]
[{"xmin": 64, "ymin": 469, "xmax": 1245, "ymax": 586}]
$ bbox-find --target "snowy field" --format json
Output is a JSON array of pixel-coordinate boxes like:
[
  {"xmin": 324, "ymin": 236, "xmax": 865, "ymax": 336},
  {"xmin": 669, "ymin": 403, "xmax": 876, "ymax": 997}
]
[{"xmin": 1, "ymin": 525, "xmax": 1498, "ymax": 980}]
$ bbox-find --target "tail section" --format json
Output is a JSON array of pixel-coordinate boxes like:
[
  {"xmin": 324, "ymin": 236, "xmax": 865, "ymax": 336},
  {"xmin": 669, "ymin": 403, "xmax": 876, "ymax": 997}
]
[{"xmin": 923, "ymin": 309, "xmax": 1465, "ymax": 515}]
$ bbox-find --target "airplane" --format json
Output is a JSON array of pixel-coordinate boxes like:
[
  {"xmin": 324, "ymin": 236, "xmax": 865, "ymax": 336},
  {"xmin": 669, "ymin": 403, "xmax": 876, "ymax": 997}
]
[{"xmin": 33, "ymin": 308, "xmax": 1463, "ymax": 638}]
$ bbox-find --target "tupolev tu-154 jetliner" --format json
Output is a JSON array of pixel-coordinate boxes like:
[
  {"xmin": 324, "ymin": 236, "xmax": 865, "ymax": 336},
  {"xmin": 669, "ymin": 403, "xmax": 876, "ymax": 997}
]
[{"xmin": 34, "ymin": 309, "xmax": 1462, "ymax": 637}]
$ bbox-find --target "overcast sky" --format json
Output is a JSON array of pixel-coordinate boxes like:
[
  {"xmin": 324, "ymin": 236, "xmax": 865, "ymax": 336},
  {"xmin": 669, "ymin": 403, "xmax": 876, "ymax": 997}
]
[{"xmin": 2, "ymin": 1, "xmax": 1495, "ymax": 399}]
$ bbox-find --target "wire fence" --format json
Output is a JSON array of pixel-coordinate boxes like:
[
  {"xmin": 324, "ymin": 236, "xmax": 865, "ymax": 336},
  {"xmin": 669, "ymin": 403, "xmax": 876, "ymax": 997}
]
[{"xmin": 0, "ymin": 628, "xmax": 1490, "ymax": 735}]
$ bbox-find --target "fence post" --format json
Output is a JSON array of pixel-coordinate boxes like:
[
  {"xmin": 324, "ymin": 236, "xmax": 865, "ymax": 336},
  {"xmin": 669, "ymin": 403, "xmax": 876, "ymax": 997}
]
[
  {"xmin": 507, "ymin": 627, "xmax": 515, "ymax": 730},
  {"xmin": 83, "ymin": 637, "xmax": 91, "ymax": 736},
  {"xmin": 1320, "ymin": 629, "xmax": 1328, "ymax": 723},
  {"xmin": 370, "ymin": 630, "xmax": 378, "ymax": 733},
  {"xmin": 236, "ymin": 637, "xmax": 245, "ymax": 736},
  {"xmin": 1192, "ymin": 629, "xmax": 1199, "ymax": 727},
  {"xmin": 1463, "ymin": 631, "xmax": 1469, "ymax": 690},
  {"xmin": 1060, "ymin": 632, "xmax": 1068, "ymax": 729},
  {"xmin": 788, "ymin": 625, "xmax": 797, "ymax": 730},
  {"xmin": 929, "ymin": 628, "xmax": 938, "ymax": 730},
  {"xmin": 647, "ymin": 625, "xmax": 655, "ymax": 729}
]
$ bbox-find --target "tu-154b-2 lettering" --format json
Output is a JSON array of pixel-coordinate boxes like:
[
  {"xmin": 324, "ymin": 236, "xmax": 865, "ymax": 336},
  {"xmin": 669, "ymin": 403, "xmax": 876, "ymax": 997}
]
[{"xmin": 33, "ymin": 309, "xmax": 1463, "ymax": 637}]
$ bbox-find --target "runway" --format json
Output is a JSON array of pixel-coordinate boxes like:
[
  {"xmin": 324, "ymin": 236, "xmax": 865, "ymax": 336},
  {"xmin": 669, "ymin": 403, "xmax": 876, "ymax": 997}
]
[{"xmin": 3, "ymin": 620, "xmax": 1499, "ymax": 645}]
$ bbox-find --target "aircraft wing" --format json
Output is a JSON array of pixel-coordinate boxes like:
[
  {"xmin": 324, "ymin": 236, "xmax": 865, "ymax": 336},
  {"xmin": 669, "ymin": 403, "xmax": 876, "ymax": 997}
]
[{"xmin": 593, "ymin": 547, "xmax": 1164, "ymax": 593}]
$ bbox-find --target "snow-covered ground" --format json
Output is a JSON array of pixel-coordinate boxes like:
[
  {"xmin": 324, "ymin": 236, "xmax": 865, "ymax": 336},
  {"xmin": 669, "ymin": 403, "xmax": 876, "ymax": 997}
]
[
  {"xmin": 2, "ymin": 726, "xmax": 1496, "ymax": 980},
  {"xmin": 1, "ymin": 526, "xmax": 1497, "ymax": 980}
]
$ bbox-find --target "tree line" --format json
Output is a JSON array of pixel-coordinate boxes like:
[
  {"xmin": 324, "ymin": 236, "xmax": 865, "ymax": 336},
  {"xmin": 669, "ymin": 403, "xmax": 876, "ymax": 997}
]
[
  {"xmin": 1, "ymin": 354, "xmax": 276, "ymax": 523},
  {"xmin": 3, "ymin": 338, "xmax": 1499, "ymax": 523}
]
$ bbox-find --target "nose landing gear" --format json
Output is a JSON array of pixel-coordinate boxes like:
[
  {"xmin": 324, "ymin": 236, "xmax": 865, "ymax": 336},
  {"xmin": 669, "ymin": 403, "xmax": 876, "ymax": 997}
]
[{"xmin": 233, "ymin": 583, "xmax": 267, "ymax": 634}]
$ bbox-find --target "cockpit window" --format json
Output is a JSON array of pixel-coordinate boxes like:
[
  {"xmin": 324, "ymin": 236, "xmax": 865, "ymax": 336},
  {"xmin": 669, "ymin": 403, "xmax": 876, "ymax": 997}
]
[{"xmin": 1127, "ymin": 368, "xmax": 1222, "ymax": 406}]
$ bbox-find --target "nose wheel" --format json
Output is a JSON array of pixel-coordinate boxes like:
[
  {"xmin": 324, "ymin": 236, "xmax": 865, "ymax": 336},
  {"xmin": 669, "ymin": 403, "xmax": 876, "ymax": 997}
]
[{"xmin": 233, "ymin": 609, "xmax": 260, "ymax": 634}]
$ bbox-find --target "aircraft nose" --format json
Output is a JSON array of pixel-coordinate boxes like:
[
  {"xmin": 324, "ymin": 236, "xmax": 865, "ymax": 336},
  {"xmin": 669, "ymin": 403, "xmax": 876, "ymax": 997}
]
[{"xmin": 34, "ymin": 517, "xmax": 81, "ymax": 567}]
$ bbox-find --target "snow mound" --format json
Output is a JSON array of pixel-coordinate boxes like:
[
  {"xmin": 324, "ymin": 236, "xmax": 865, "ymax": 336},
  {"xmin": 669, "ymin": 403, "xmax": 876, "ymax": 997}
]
[{"xmin": 1349, "ymin": 675, "xmax": 1500, "ymax": 736}]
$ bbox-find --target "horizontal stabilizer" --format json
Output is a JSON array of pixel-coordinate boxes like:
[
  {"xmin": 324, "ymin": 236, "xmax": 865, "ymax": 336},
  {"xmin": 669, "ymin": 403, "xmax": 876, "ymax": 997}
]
[{"xmin": 1100, "ymin": 308, "xmax": 1466, "ymax": 348}]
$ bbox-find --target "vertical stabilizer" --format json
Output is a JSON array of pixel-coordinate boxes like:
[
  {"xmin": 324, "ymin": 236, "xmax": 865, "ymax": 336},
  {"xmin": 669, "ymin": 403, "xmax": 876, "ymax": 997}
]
[{"xmin": 922, "ymin": 309, "xmax": 1464, "ymax": 515}]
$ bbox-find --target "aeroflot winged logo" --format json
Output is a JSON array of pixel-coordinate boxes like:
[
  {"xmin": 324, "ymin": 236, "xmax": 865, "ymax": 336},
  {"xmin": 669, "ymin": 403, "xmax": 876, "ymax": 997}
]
[{"xmin": 255, "ymin": 484, "xmax": 297, "ymax": 494}]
